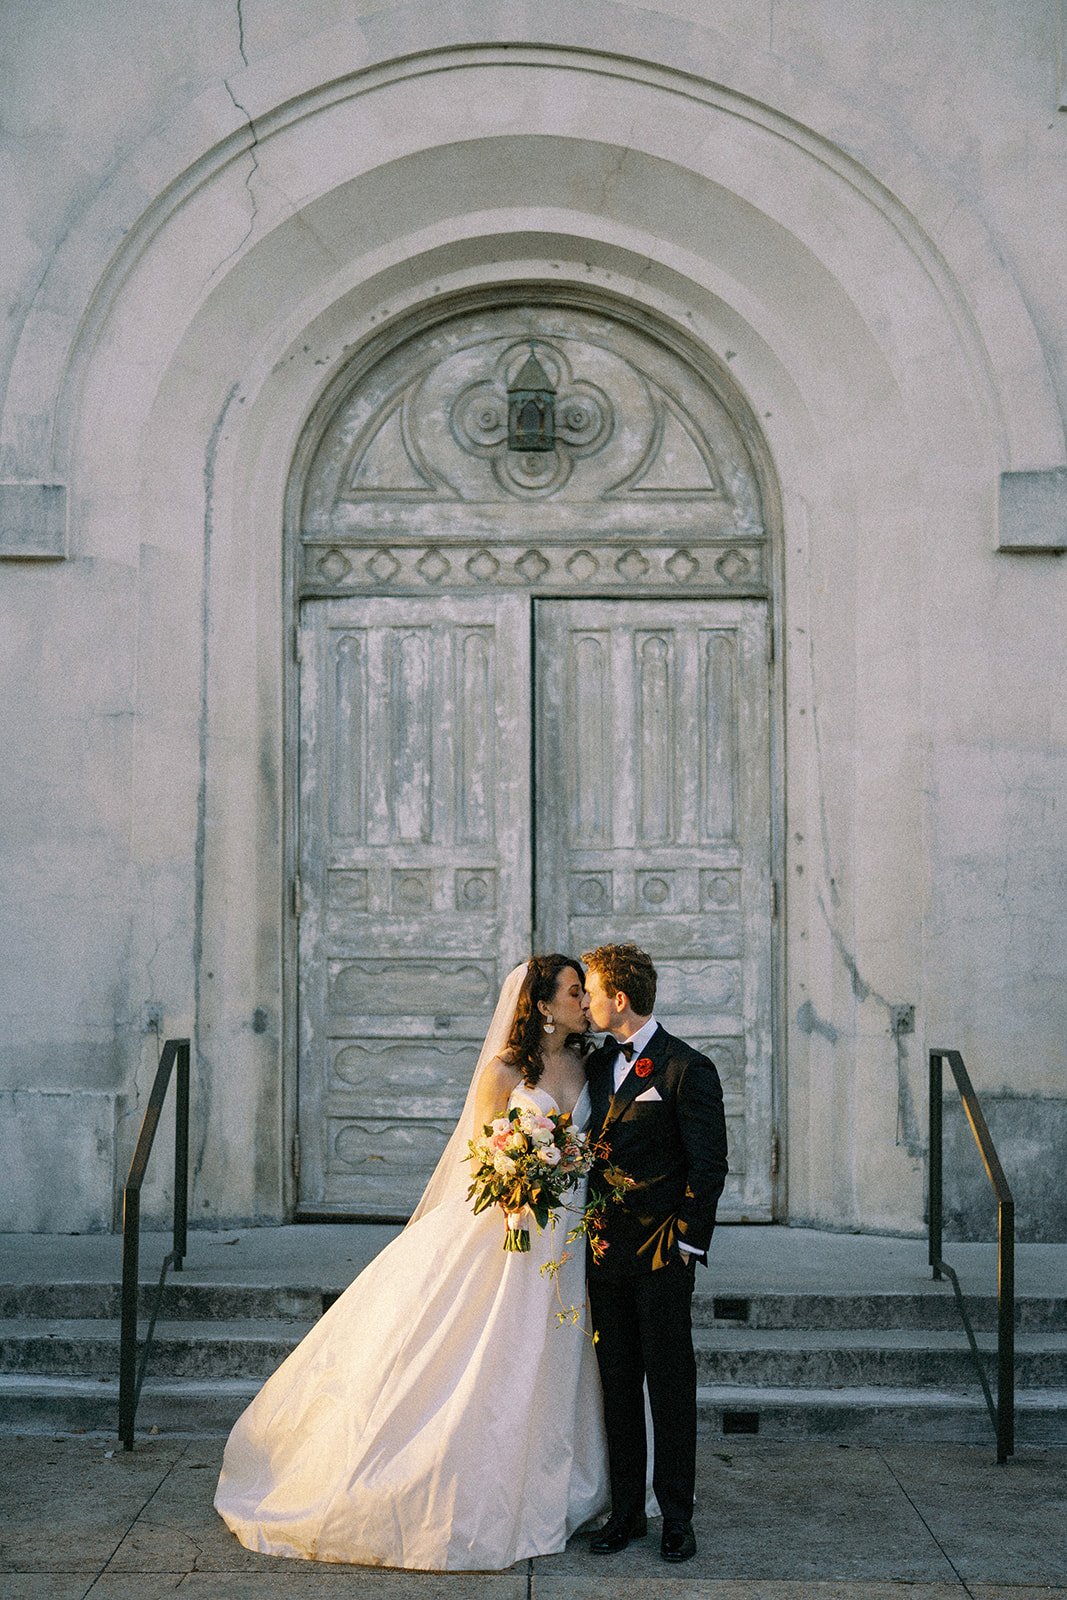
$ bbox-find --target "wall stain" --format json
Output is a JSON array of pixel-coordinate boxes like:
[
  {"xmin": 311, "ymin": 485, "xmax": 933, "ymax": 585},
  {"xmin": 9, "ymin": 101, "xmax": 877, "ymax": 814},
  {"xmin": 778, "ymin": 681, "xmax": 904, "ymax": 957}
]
[
  {"xmin": 796, "ymin": 999, "xmax": 839, "ymax": 1045},
  {"xmin": 894, "ymin": 1035, "xmax": 922, "ymax": 1158},
  {"xmin": 806, "ymin": 628, "xmax": 840, "ymax": 908},
  {"xmin": 193, "ymin": 382, "xmax": 242, "ymax": 1189}
]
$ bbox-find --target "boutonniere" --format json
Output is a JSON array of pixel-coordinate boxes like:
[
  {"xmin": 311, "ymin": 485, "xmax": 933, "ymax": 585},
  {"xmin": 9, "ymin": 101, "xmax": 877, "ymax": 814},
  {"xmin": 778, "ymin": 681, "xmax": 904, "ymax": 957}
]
[{"xmin": 634, "ymin": 1057, "xmax": 653, "ymax": 1078}]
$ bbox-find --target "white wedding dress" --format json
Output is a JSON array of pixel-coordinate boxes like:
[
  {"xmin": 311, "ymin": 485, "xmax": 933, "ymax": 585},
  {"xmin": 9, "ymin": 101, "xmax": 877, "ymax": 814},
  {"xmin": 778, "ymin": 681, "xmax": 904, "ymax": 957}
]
[{"xmin": 214, "ymin": 1081, "xmax": 609, "ymax": 1570}]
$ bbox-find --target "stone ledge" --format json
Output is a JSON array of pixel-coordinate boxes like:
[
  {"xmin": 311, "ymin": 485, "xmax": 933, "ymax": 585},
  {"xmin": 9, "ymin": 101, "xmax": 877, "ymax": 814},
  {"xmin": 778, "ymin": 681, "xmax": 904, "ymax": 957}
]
[
  {"xmin": 0, "ymin": 482, "xmax": 67, "ymax": 558},
  {"xmin": 998, "ymin": 468, "xmax": 1067, "ymax": 553}
]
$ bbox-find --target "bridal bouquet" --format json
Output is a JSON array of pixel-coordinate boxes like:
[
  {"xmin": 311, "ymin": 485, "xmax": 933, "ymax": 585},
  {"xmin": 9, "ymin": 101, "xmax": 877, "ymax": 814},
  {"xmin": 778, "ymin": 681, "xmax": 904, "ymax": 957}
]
[{"xmin": 467, "ymin": 1106, "xmax": 594, "ymax": 1252}]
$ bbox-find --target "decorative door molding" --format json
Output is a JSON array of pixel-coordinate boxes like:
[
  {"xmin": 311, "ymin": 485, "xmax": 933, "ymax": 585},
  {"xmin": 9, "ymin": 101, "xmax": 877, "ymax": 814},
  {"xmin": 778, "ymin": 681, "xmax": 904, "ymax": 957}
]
[{"xmin": 298, "ymin": 304, "xmax": 768, "ymax": 597}]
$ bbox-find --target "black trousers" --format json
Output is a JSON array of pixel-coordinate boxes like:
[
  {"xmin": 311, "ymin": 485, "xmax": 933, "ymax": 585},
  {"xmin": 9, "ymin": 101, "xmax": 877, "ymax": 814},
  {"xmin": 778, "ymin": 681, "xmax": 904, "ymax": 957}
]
[{"xmin": 587, "ymin": 1256, "xmax": 697, "ymax": 1525}]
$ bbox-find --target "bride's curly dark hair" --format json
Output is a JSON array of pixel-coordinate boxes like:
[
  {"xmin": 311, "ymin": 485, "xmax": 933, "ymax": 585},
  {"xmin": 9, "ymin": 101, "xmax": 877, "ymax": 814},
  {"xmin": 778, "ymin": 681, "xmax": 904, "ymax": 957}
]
[{"xmin": 504, "ymin": 954, "xmax": 591, "ymax": 1087}]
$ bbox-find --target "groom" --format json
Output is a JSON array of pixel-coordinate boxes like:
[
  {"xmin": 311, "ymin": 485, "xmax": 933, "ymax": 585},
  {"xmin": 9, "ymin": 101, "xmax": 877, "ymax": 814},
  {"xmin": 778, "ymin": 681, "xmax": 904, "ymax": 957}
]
[{"xmin": 581, "ymin": 943, "xmax": 728, "ymax": 1565}]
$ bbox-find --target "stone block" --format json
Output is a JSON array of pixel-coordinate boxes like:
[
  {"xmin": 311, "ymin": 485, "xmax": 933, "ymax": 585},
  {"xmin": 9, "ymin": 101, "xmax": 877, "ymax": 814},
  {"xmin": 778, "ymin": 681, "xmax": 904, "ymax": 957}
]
[
  {"xmin": 0, "ymin": 482, "xmax": 67, "ymax": 558},
  {"xmin": 998, "ymin": 469, "xmax": 1067, "ymax": 552},
  {"xmin": 0, "ymin": 1089, "xmax": 116, "ymax": 1232},
  {"xmin": 941, "ymin": 1094, "xmax": 1067, "ymax": 1242}
]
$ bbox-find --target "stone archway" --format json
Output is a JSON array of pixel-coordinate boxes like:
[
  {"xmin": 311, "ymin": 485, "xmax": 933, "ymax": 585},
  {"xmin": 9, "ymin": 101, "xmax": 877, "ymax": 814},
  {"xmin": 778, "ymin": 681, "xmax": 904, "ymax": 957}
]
[
  {"xmin": 288, "ymin": 297, "xmax": 779, "ymax": 1220},
  {"xmin": 11, "ymin": 11, "xmax": 1050, "ymax": 1234}
]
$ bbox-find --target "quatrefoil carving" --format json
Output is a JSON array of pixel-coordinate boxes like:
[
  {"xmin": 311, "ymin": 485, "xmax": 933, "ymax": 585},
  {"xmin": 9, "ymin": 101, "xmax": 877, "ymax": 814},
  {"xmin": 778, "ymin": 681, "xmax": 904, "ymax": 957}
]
[{"xmin": 451, "ymin": 341, "xmax": 613, "ymax": 498}]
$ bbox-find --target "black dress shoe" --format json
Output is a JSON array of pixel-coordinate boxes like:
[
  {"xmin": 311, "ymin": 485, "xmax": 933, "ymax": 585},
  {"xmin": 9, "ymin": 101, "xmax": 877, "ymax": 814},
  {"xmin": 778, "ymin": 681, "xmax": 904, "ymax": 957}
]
[
  {"xmin": 661, "ymin": 1520, "xmax": 697, "ymax": 1562},
  {"xmin": 589, "ymin": 1512, "xmax": 648, "ymax": 1553}
]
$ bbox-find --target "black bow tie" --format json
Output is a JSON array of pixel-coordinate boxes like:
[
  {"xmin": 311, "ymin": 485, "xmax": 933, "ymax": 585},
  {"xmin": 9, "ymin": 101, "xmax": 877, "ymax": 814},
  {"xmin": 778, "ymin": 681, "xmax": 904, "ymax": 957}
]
[{"xmin": 617, "ymin": 1040, "xmax": 636, "ymax": 1061}]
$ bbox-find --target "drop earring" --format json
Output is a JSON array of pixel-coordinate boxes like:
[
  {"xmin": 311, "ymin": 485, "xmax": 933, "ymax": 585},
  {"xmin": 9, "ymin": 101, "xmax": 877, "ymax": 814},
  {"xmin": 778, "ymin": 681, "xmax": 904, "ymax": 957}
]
[{"xmin": 542, "ymin": 1014, "xmax": 556, "ymax": 1035}]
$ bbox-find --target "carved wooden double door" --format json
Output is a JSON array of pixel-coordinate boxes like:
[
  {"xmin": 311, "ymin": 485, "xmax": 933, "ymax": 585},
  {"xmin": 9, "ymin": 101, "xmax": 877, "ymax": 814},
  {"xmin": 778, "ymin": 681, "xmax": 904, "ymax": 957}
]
[
  {"xmin": 297, "ymin": 594, "xmax": 772, "ymax": 1219},
  {"xmin": 293, "ymin": 301, "xmax": 776, "ymax": 1220}
]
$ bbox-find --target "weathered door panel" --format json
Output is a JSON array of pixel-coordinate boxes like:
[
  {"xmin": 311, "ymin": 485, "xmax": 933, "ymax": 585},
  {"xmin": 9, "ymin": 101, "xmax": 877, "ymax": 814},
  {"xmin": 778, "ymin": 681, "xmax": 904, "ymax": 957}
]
[
  {"xmin": 534, "ymin": 599, "xmax": 773, "ymax": 1219},
  {"xmin": 298, "ymin": 596, "xmax": 530, "ymax": 1214}
]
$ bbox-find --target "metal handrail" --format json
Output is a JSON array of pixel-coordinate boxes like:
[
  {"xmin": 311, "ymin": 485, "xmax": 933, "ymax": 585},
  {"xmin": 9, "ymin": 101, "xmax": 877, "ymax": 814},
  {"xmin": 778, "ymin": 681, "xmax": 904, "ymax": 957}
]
[
  {"xmin": 928, "ymin": 1048, "xmax": 1014, "ymax": 1463},
  {"xmin": 118, "ymin": 1037, "xmax": 191, "ymax": 1450}
]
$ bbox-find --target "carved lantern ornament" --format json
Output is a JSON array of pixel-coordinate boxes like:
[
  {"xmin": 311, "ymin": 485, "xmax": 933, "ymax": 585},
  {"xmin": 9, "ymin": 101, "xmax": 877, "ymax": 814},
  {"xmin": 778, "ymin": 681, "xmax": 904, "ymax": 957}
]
[
  {"xmin": 507, "ymin": 347, "xmax": 556, "ymax": 452},
  {"xmin": 445, "ymin": 338, "xmax": 615, "ymax": 496}
]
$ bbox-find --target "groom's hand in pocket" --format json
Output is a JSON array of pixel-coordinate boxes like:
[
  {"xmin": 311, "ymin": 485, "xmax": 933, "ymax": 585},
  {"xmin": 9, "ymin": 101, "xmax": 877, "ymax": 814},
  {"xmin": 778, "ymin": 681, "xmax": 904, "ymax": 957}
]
[{"xmin": 674, "ymin": 1235, "xmax": 699, "ymax": 1268}]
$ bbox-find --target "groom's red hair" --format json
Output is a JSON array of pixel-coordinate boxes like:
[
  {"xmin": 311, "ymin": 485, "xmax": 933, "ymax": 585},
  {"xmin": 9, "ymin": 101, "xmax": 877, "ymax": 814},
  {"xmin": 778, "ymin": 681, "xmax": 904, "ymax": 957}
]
[{"xmin": 581, "ymin": 944, "xmax": 657, "ymax": 1017}]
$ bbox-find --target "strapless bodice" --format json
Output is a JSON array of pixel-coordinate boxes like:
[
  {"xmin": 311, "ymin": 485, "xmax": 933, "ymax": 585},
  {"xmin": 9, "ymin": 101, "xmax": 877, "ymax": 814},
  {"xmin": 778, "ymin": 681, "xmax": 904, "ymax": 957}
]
[{"xmin": 509, "ymin": 1081, "xmax": 591, "ymax": 1132}]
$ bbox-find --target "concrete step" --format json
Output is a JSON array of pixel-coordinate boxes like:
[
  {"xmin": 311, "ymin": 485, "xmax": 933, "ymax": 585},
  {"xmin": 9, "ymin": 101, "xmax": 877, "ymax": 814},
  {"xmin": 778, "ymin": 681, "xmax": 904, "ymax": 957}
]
[
  {"xmin": 0, "ymin": 1373, "xmax": 258, "ymax": 1435},
  {"xmin": 692, "ymin": 1326, "xmax": 1067, "ymax": 1390},
  {"xmin": 0, "ymin": 1282, "xmax": 328, "ymax": 1321},
  {"xmin": 4, "ymin": 1317, "xmax": 1067, "ymax": 1390},
  {"xmin": 3, "ymin": 1372, "xmax": 1065, "ymax": 1447},
  {"xmin": 2, "ymin": 1280, "xmax": 1062, "ymax": 1331},
  {"xmin": 0, "ymin": 1318, "xmax": 315, "ymax": 1380},
  {"xmin": 695, "ymin": 1292, "xmax": 1067, "ymax": 1333},
  {"xmin": 4, "ymin": 1220, "xmax": 1064, "ymax": 1445},
  {"xmin": 695, "ymin": 1385, "xmax": 1067, "ymax": 1446}
]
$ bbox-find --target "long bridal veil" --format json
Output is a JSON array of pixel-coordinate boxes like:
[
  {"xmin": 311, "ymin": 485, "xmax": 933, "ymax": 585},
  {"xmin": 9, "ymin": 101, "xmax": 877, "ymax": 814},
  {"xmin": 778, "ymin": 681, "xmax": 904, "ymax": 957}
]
[
  {"xmin": 214, "ymin": 955, "xmax": 612, "ymax": 1570},
  {"xmin": 406, "ymin": 960, "xmax": 529, "ymax": 1226}
]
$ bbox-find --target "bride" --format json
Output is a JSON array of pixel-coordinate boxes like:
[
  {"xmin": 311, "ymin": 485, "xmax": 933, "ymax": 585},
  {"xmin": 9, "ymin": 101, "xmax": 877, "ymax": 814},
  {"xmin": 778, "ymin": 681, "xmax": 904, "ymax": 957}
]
[{"xmin": 215, "ymin": 955, "xmax": 609, "ymax": 1570}]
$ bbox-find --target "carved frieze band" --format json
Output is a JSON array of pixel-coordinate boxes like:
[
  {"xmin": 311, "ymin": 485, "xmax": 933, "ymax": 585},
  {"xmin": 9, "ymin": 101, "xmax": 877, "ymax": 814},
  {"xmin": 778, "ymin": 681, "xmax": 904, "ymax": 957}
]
[{"xmin": 301, "ymin": 541, "xmax": 766, "ymax": 595}]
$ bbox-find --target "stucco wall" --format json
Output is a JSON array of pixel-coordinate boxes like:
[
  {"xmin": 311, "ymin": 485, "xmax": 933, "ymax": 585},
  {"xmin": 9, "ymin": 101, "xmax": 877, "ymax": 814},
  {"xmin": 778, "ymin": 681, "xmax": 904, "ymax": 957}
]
[{"xmin": 1, "ymin": 0, "xmax": 1064, "ymax": 1235}]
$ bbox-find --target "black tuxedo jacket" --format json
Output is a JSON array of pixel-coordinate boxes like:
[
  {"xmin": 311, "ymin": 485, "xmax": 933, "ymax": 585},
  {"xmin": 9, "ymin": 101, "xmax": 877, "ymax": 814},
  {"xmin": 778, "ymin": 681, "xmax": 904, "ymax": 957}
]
[{"xmin": 586, "ymin": 1024, "xmax": 728, "ymax": 1278}]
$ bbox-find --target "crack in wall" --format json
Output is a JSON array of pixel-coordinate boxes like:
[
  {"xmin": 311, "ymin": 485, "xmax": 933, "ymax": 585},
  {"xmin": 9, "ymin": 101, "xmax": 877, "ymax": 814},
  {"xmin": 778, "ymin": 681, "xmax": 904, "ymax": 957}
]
[
  {"xmin": 215, "ymin": 2, "xmax": 259, "ymax": 283},
  {"xmin": 818, "ymin": 891, "xmax": 882, "ymax": 1006},
  {"xmin": 804, "ymin": 611, "xmax": 922, "ymax": 1157},
  {"xmin": 816, "ymin": 890, "xmax": 924, "ymax": 1160},
  {"xmin": 596, "ymin": 135, "xmax": 633, "ymax": 214}
]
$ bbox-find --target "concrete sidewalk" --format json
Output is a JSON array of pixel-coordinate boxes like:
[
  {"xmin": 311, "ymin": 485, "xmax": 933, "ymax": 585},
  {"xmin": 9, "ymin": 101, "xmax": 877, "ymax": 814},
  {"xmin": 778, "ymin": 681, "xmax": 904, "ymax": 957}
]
[{"xmin": 2, "ymin": 1432, "xmax": 1066, "ymax": 1599}]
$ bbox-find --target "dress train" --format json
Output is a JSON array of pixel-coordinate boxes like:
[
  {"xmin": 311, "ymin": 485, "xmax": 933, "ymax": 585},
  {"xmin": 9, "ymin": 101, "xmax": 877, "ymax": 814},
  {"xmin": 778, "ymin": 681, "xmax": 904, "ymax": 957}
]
[{"xmin": 214, "ymin": 1084, "xmax": 608, "ymax": 1570}]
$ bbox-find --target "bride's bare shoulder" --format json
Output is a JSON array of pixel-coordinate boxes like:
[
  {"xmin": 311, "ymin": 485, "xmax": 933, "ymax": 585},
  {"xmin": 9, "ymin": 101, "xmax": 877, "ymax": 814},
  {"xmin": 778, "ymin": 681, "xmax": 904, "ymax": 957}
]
[
  {"xmin": 472, "ymin": 1053, "xmax": 524, "ymax": 1130},
  {"xmin": 483, "ymin": 1053, "xmax": 523, "ymax": 1092}
]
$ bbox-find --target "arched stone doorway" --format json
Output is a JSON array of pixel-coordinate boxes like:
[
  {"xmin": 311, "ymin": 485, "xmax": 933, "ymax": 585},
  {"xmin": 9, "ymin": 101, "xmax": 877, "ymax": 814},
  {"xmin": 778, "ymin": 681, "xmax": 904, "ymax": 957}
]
[{"xmin": 289, "ymin": 297, "xmax": 779, "ymax": 1220}]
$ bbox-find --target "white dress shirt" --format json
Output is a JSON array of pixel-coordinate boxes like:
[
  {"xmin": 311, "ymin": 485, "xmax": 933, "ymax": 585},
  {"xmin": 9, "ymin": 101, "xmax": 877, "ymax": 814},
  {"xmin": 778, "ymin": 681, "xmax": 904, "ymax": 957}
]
[
  {"xmin": 611, "ymin": 1014, "xmax": 660, "ymax": 1093},
  {"xmin": 610, "ymin": 1015, "xmax": 699, "ymax": 1259}
]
